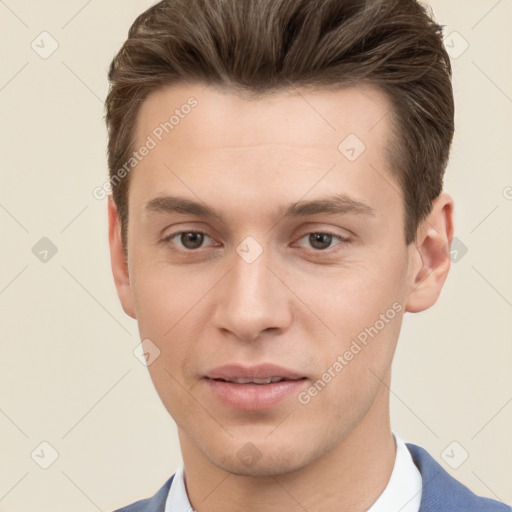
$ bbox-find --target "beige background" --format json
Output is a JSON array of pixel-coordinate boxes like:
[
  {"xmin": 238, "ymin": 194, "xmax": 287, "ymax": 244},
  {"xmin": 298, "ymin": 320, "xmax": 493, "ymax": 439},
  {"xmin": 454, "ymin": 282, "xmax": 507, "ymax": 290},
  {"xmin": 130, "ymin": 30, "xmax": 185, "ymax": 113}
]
[{"xmin": 1, "ymin": 0, "xmax": 511, "ymax": 510}]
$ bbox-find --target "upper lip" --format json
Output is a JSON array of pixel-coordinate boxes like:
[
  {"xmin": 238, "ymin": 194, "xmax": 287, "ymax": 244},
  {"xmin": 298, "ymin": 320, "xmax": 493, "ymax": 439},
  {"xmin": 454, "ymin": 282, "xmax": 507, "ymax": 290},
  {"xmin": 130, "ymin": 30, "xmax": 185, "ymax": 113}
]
[{"xmin": 205, "ymin": 364, "xmax": 306, "ymax": 381}]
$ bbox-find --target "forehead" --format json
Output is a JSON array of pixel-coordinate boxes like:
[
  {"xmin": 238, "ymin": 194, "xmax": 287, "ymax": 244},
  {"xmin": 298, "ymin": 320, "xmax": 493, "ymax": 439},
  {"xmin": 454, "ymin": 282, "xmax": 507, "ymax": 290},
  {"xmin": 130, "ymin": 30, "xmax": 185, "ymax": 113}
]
[
  {"xmin": 134, "ymin": 82, "xmax": 394, "ymax": 155},
  {"xmin": 128, "ymin": 82, "xmax": 401, "ymax": 231}
]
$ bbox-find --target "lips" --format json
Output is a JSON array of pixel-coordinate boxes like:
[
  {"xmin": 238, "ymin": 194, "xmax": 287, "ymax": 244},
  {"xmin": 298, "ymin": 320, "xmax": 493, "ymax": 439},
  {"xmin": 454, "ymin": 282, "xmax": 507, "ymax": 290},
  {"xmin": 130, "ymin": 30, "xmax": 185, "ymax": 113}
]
[
  {"xmin": 216, "ymin": 376, "xmax": 292, "ymax": 384},
  {"xmin": 203, "ymin": 364, "xmax": 308, "ymax": 410},
  {"xmin": 205, "ymin": 363, "xmax": 306, "ymax": 382}
]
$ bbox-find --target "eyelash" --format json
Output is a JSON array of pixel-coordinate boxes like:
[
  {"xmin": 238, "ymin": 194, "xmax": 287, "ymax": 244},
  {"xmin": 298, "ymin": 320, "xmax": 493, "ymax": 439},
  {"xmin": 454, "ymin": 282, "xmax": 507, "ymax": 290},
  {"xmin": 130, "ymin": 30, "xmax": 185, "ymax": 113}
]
[{"xmin": 160, "ymin": 230, "xmax": 350, "ymax": 253}]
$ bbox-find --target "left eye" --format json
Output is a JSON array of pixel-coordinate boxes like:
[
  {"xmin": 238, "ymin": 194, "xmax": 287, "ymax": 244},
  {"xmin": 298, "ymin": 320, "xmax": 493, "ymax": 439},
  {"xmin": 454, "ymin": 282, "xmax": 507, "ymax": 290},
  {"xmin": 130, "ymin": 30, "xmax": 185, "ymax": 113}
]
[{"xmin": 295, "ymin": 232, "xmax": 346, "ymax": 251}]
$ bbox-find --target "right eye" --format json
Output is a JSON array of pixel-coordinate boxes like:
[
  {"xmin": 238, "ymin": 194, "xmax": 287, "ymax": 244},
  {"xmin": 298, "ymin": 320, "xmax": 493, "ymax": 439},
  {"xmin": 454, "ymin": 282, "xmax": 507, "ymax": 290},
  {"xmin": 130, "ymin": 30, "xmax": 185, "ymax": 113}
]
[{"xmin": 161, "ymin": 230, "xmax": 218, "ymax": 251}]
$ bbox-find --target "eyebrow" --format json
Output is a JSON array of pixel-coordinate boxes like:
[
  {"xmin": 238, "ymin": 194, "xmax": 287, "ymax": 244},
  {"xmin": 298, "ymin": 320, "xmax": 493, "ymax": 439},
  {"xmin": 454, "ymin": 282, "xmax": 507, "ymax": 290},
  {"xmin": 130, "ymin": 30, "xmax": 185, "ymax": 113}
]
[{"xmin": 144, "ymin": 193, "xmax": 376, "ymax": 223}]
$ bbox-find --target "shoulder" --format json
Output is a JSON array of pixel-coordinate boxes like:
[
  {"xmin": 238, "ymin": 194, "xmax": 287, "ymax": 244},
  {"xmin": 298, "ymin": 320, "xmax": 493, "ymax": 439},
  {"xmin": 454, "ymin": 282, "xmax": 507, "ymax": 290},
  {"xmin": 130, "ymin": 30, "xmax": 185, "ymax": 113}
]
[
  {"xmin": 406, "ymin": 443, "xmax": 511, "ymax": 512},
  {"xmin": 111, "ymin": 474, "xmax": 175, "ymax": 512}
]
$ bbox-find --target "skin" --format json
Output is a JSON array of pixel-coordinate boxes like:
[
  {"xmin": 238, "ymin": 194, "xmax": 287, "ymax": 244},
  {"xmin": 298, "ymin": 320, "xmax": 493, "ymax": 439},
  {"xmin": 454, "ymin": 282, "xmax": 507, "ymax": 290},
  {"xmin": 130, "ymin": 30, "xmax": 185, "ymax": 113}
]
[{"xmin": 108, "ymin": 82, "xmax": 454, "ymax": 512}]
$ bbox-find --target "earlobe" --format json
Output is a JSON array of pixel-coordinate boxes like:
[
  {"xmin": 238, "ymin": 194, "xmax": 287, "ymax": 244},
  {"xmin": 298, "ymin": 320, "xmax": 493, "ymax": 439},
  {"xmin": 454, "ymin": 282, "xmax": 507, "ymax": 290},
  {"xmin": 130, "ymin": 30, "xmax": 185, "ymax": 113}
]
[
  {"xmin": 107, "ymin": 196, "xmax": 136, "ymax": 319},
  {"xmin": 405, "ymin": 192, "xmax": 454, "ymax": 313}
]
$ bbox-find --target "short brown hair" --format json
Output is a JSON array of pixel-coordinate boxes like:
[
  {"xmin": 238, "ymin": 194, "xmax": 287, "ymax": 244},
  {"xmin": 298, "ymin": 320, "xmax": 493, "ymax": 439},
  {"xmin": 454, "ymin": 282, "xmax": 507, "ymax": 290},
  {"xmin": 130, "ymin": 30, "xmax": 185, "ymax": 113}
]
[{"xmin": 105, "ymin": 0, "xmax": 454, "ymax": 250}]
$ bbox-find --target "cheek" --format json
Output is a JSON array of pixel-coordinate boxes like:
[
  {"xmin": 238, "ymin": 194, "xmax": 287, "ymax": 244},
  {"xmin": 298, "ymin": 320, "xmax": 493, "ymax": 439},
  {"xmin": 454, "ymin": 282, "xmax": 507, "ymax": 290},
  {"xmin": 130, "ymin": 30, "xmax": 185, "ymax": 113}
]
[
  {"xmin": 296, "ymin": 259, "xmax": 405, "ymax": 336},
  {"xmin": 299, "ymin": 294, "xmax": 402, "ymax": 424},
  {"xmin": 130, "ymin": 258, "xmax": 199, "ymax": 334},
  {"xmin": 130, "ymin": 261, "xmax": 214, "ymax": 376},
  {"xmin": 131, "ymin": 265, "xmax": 209, "ymax": 420},
  {"xmin": 290, "ymin": 254, "xmax": 406, "ymax": 383}
]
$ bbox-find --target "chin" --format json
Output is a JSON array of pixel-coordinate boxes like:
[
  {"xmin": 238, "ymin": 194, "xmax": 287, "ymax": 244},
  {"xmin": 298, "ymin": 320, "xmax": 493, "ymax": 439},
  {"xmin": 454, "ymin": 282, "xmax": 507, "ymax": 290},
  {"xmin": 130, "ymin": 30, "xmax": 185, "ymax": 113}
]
[
  {"xmin": 203, "ymin": 432, "xmax": 320, "ymax": 477},
  {"xmin": 215, "ymin": 450, "xmax": 309, "ymax": 477}
]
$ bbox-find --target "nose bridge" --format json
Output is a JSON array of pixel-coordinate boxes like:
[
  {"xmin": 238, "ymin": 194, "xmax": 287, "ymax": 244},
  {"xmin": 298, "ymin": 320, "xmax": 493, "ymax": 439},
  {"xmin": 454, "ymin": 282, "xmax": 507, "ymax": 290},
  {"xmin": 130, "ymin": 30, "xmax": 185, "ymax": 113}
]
[{"xmin": 212, "ymin": 239, "xmax": 291, "ymax": 340}]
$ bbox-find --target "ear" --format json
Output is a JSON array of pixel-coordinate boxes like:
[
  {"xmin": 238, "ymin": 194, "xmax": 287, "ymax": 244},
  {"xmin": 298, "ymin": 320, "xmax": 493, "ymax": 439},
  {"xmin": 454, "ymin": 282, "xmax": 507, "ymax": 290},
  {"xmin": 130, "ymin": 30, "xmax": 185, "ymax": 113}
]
[
  {"xmin": 405, "ymin": 192, "xmax": 454, "ymax": 313},
  {"xmin": 108, "ymin": 196, "xmax": 136, "ymax": 319}
]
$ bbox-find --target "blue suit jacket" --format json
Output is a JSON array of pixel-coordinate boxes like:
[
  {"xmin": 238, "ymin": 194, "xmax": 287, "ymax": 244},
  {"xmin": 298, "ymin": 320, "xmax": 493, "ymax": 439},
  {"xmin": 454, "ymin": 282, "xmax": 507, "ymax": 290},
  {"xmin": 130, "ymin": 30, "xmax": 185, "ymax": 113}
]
[{"xmin": 113, "ymin": 443, "xmax": 510, "ymax": 511}]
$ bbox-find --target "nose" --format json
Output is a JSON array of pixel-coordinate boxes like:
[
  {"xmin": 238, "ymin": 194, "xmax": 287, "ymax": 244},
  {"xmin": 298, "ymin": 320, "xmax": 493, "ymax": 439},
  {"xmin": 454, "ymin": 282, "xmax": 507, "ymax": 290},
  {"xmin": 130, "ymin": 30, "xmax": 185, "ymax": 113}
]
[{"xmin": 211, "ymin": 244, "xmax": 292, "ymax": 342}]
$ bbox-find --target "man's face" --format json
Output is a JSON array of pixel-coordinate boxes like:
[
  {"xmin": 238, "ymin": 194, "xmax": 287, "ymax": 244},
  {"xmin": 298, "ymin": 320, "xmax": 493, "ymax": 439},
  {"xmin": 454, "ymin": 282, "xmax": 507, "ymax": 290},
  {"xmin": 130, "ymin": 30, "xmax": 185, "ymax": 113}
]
[{"xmin": 116, "ymin": 83, "xmax": 423, "ymax": 475}]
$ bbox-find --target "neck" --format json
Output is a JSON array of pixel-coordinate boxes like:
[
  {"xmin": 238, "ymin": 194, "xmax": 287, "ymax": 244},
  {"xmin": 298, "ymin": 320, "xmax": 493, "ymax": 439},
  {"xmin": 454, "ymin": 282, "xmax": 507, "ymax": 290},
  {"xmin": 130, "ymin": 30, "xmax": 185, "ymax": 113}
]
[{"xmin": 179, "ymin": 384, "xmax": 395, "ymax": 512}]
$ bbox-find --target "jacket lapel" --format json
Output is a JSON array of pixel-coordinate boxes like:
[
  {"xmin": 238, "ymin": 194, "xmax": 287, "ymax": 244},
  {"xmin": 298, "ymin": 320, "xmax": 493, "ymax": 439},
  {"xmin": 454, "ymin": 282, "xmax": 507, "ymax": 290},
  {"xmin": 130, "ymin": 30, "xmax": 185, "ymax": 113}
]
[{"xmin": 407, "ymin": 442, "xmax": 510, "ymax": 512}]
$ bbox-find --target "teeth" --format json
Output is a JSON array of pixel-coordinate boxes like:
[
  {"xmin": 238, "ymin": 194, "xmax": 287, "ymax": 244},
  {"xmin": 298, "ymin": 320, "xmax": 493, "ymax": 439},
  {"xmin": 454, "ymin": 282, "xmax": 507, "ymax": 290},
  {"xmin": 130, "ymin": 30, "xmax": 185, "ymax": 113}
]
[{"xmin": 229, "ymin": 377, "xmax": 285, "ymax": 384}]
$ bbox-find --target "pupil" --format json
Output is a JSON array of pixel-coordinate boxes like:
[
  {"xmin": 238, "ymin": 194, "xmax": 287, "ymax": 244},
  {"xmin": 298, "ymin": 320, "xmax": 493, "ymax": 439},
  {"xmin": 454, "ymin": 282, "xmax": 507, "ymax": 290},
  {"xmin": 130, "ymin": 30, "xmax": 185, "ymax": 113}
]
[
  {"xmin": 182, "ymin": 232, "xmax": 204, "ymax": 249},
  {"xmin": 309, "ymin": 233, "xmax": 332, "ymax": 250}
]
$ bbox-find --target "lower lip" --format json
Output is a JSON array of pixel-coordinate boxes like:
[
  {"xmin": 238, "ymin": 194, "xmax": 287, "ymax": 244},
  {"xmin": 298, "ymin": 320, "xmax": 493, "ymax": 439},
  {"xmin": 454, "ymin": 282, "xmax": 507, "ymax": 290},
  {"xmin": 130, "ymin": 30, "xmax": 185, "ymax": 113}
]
[{"xmin": 205, "ymin": 378, "xmax": 308, "ymax": 410}]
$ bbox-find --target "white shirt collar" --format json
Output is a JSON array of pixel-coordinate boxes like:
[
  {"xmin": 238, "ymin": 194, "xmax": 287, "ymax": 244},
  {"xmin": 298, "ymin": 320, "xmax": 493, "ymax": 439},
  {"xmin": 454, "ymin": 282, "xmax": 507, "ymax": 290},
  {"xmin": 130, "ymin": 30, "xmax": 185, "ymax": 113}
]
[
  {"xmin": 165, "ymin": 432, "xmax": 422, "ymax": 512},
  {"xmin": 165, "ymin": 464, "xmax": 194, "ymax": 512},
  {"xmin": 368, "ymin": 432, "xmax": 422, "ymax": 511}
]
